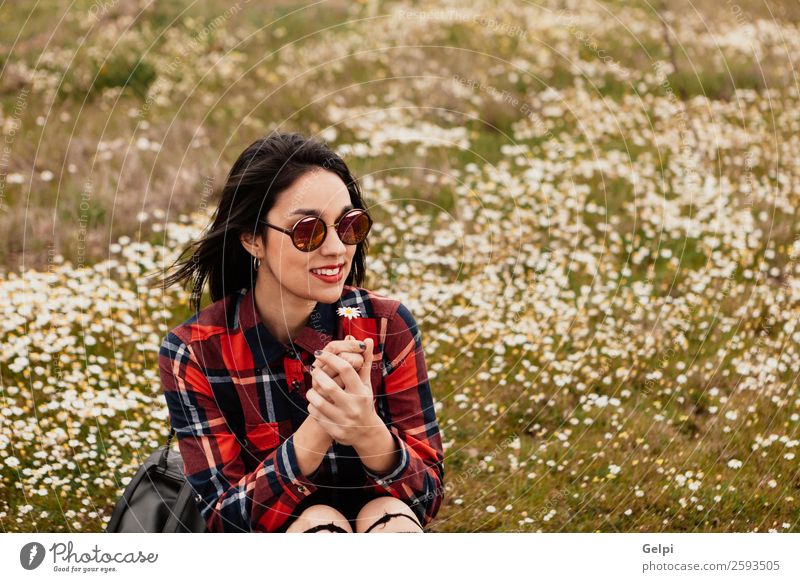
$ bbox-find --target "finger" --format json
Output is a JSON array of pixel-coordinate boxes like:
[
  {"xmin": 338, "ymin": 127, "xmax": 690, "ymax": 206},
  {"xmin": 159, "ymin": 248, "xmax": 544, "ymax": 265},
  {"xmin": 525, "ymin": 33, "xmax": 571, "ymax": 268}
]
[
  {"xmin": 312, "ymin": 372, "xmax": 344, "ymax": 404},
  {"xmin": 337, "ymin": 351, "xmax": 365, "ymax": 371},
  {"xmin": 309, "ymin": 360, "xmax": 342, "ymax": 383},
  {"xmin": 309, "ymin": 379, "xmax": 336, "ymax": 404},
  {"xmin": 306, "ymin": 386, "xmax": 341, "ymax": 420},
  {"xmin": 313, "ymin": 354, "xmax": 363, "ymax": 375},
  {"xmin": 358, "ymin": 338, "xmax": 374, "ymax": 385},
  {"xmin": 312, "ymin": 336, "xmax": 365, "ymax": 374},
  {"xmin": 313, "ymin": 350, "xmax": 362, "ymax": 392},
  {"xmin": 309, "ymin": 364, "xmax": 350, "ymax": 405},
  {"xmin": 312, "ymin": 366, "xmax": 346, "ymax": 390},
  {"xmin": 323, "ymin": 338, "xmax": 368, "ymax": 356}
]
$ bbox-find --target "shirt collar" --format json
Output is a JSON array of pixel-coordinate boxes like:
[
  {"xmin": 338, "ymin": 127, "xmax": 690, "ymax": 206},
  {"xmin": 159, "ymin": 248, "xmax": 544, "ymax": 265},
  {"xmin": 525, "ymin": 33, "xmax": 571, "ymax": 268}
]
[{"xmin": 236, "ymin": 286, "xmax": 338, "ymax": 369}]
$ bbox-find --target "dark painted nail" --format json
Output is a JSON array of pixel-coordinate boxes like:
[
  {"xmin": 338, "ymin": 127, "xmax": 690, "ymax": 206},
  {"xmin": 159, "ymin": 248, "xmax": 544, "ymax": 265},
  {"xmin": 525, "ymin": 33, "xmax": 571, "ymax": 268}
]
[
  {"xmin": 314, "ymin": 349, "xmax": 322, "ymax": 356},
  {"xmin": 358, "ymin": 342, "xmax": 366, "ymax": 350},
  {"xmin": 309, "ymin": 364, "xmax": 315, "ymax": 371}
]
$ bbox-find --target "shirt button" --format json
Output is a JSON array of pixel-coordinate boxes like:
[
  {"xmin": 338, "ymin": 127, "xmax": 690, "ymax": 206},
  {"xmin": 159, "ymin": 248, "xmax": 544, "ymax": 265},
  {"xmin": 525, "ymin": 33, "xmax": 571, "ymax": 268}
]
[{"xmin": 297, "ymin": 484, "xmax": 307, "ymax": 493}]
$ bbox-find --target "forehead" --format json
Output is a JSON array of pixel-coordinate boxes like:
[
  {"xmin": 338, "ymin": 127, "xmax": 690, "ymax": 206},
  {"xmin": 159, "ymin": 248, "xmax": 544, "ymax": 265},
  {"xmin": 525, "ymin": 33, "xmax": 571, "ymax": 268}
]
[{"xmin": 275, "ymin": 169, "xmax": 351, "ymax": 215}]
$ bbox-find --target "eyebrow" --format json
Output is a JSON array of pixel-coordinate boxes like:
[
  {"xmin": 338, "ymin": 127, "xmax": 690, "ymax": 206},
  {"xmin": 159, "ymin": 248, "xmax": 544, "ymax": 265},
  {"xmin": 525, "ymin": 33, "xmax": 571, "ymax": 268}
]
[{"xmin": 289, "ymin": 204, "xmax": 354, "ymax": 217}]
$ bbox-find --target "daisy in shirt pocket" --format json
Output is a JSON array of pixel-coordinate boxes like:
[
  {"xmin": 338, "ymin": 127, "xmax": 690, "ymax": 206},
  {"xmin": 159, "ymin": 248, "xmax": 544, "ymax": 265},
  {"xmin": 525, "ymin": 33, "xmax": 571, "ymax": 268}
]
[{"xmin": 244, "ymin": 421, "xmax": 281, "ymax": 452}]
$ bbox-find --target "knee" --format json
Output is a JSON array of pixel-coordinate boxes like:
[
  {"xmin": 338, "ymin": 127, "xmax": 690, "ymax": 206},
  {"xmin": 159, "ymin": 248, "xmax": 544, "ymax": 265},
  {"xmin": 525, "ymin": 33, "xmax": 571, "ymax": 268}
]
[
  {"xmin": 285, "ymin": 504, "xmax": 353, "ymax": 533},
  {"xmin": 355, "ymin": 496, "xmax": 424, "ymax": 533}
]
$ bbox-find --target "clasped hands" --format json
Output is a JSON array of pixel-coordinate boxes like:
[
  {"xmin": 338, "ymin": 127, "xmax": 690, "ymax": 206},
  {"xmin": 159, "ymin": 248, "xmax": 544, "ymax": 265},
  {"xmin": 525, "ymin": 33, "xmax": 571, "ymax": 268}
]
[{"xmin": 305, "ymin": 335, "xmax": 383, "ymax": 447}]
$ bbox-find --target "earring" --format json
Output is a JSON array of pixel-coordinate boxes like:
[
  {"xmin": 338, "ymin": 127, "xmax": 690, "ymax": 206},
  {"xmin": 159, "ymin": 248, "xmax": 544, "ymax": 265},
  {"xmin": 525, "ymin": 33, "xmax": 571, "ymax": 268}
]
[{"xmin": 253, "ymin": 256, "xmax": 261, "ymax": 270}]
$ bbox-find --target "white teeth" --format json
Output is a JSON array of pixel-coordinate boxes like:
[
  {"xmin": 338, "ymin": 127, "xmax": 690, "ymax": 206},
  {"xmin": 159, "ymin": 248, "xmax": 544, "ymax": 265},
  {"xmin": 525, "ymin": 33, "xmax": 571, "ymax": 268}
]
[{"xmin": 311, "ymin": 267, "xmax": 341, "ymax": 276}]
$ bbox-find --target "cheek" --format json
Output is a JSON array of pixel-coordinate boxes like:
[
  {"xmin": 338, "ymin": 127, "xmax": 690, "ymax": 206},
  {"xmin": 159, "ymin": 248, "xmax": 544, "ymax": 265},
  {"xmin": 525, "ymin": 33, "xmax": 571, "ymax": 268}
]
[
  {"xmin": 266, "ymin": 244, "xmax": 309, "ymax": 279},
  {"xmin": 288, "ymin": 255, "xmax": 313, "ymax": 280}
]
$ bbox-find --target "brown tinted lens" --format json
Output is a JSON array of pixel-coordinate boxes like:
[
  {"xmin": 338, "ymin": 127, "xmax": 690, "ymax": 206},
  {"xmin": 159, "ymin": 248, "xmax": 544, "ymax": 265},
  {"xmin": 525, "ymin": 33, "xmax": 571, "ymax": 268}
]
[
  {"xmin": 292, "ymin": 217, "xmax": 326, "ymax": 251},
  {"xmin": 337, "ymin": 210, "xmax": 371, "ymax": 244}
]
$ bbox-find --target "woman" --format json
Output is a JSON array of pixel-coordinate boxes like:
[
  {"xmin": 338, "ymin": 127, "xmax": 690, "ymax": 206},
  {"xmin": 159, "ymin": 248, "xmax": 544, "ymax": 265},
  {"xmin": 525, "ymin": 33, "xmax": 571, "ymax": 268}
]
[{"xmin": 153, "ymin": 131, "xmax": 445, "ymax": 533}]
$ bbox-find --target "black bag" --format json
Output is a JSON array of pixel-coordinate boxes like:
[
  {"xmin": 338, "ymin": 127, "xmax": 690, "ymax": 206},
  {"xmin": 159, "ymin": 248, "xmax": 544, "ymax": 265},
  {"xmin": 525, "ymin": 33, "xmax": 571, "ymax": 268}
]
[{"xmin": 105, "ymin": 427, "xmax": 207, "ymax": 533}]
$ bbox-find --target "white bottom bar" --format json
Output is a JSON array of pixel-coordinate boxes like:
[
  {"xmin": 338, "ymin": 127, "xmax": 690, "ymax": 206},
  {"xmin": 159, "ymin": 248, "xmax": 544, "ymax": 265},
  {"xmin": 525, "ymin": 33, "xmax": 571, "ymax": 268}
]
[{"xmin": 2, "ymin": 533, "xmax": 798, "ymax": 581}]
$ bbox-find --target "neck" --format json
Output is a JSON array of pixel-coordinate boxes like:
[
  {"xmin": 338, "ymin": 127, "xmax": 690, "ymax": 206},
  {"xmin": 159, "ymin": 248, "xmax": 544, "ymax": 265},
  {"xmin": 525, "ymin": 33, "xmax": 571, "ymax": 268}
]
[{"xmin": 253, "ymin": 273, "xmax": 316, "ymax": 346}]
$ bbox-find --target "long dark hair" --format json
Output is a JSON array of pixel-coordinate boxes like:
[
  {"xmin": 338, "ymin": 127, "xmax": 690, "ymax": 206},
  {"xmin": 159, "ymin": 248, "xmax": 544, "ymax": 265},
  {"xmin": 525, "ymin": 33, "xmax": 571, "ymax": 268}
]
[{"xmin": 149, "ymin": 131, "xmax": 370, "ymax": 313}]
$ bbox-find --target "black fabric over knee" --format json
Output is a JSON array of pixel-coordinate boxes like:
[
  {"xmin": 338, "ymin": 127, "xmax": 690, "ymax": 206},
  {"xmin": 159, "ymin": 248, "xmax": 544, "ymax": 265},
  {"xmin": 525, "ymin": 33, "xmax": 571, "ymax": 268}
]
[
  {"xmin": 363, "ymin": 512, "xmax": 422, "ymax": 533},
  {"xmin": 302, "ymin": 522, "xmax": 349, "ymax": 533}
]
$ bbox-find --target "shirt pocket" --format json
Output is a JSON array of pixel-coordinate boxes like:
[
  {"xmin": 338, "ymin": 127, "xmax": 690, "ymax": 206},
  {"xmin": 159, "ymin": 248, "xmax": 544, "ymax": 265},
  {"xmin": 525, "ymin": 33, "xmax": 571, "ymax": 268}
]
[{"xmin": 244, "ymin": 421, "xmax": 281, "ymax": 453}]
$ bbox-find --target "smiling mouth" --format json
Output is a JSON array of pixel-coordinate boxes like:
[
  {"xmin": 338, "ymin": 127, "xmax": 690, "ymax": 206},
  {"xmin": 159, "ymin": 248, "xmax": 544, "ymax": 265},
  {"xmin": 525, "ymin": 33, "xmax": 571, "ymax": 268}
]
[{"xmin": 309, "ymin": 264, "xmax": 344, "ymax": 276}]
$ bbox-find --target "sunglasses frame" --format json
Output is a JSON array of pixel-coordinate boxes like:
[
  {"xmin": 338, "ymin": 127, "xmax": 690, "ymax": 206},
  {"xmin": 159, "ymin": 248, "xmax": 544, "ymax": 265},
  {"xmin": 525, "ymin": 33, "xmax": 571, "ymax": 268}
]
[{"xmin": 259, "ymin": 207, "xmax": 372, "ymax": 252}]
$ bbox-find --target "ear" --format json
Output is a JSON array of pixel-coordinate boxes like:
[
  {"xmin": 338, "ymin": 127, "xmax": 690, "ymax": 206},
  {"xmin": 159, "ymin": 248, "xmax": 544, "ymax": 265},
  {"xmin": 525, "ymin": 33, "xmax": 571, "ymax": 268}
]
[{"xmin": 240, "ymin": 231, "xmax": 264, "ymax": 257}]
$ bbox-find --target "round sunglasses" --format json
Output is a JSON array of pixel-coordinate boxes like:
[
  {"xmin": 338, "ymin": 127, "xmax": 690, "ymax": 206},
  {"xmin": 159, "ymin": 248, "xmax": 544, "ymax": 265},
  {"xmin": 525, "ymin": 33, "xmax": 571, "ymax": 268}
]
[{"xmin": 259, "ymin": 208, "xmax": 373, "ymax": 252}]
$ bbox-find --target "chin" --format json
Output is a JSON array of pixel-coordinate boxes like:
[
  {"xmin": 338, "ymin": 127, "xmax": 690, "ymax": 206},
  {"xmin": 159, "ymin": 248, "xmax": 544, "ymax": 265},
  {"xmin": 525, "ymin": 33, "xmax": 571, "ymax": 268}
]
[
  {"xmin": 317, "ymin": 279, "xmax": 344, "ymax": 299},
  {"xmin": 315, "ymin": 284, "xmax": 344, "ymax": 300}
]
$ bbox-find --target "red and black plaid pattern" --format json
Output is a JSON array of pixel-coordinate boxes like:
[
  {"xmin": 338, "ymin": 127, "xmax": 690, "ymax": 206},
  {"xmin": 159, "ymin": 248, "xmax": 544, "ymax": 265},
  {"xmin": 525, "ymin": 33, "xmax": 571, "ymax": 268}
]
[{"xmin": 159, "ymin": 285, "xmax": 445, "ymax": 532}]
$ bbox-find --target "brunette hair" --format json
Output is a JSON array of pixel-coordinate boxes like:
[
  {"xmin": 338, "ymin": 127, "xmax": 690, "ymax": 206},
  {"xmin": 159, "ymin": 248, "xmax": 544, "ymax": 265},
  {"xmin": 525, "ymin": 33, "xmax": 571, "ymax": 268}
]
[{"xmin": 149, "ymin": 131, "xmax": 370, "ymax": 312}]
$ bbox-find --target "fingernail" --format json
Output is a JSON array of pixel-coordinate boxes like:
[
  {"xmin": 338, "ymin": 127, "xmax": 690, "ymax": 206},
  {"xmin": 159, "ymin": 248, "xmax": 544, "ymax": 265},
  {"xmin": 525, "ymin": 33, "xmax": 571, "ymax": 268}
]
[
  {"xmin": 309, "ymin": 364, "xmax": 315, "ymax": 372},
  {"xmin": 314, "ymin": 349, "xmax": 322, "ymax": 356},
  {"xmin": 359, "ymin": 342, "xmax": 366, "ymax": 350}
]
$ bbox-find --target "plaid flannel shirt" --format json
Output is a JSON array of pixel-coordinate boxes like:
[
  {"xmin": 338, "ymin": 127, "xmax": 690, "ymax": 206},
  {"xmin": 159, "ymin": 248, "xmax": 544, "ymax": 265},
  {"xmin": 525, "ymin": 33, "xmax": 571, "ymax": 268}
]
[{"xmin": 158, "ymin": 285, "xmax": 445, "ymax": 532}]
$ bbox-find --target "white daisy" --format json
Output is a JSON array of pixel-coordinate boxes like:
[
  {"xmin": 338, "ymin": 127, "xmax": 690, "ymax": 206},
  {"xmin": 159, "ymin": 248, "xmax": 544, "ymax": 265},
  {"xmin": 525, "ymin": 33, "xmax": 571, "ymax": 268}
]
[{"xmin": 336, "ymin": 306, "xmax": 362, "ymax": 319}]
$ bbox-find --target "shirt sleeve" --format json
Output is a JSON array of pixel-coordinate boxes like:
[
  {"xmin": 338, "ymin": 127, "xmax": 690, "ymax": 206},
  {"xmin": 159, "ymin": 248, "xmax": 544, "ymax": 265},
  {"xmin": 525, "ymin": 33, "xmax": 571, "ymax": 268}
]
[
  {"xmin": 362, "ymin": 302, "xmax": 446, "ymax": 527},
  {"xmin": 158, "ymin": 331, "xmax": 321, "ymax": 533}
]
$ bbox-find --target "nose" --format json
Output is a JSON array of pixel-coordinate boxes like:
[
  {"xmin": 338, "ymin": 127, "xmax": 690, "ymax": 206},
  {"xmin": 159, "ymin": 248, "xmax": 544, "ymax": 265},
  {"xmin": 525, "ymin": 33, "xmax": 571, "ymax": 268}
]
[{"xmin": 318, "ymin": 223, "xmax": 347, "ymax": 255}]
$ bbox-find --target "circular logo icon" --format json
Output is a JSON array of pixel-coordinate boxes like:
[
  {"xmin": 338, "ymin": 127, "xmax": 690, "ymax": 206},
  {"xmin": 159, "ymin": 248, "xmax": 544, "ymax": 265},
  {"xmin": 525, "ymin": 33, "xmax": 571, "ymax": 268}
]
[{"xmin": 20, "ymin": 542, "xmax": 46, "ymax": 570}]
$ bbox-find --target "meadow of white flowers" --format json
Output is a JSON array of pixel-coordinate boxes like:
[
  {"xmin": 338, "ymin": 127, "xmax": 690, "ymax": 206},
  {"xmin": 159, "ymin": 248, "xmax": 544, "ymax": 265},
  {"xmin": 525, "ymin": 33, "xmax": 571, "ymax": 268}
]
[{"xmin": 1, "ymin": 0, "xmax": 799, "ymax": 532}]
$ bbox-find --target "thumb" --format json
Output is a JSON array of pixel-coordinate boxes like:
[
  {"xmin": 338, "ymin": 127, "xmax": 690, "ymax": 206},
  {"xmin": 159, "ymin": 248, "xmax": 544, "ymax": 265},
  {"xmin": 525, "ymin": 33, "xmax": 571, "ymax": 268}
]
[{"xmin": 358, "ymin": 337, "xmax": 374, "ymax": 386}]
